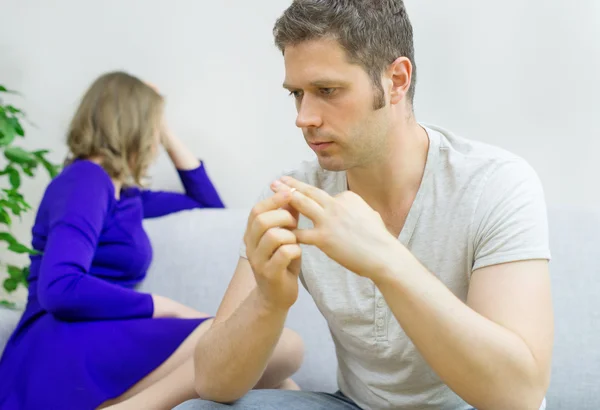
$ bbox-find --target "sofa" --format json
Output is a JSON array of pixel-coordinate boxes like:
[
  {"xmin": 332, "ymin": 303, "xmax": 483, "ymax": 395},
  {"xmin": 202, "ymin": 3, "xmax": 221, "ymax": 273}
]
[{"xmin": 0, "ymin": 206, "xmax": 598, "ymax": 409}]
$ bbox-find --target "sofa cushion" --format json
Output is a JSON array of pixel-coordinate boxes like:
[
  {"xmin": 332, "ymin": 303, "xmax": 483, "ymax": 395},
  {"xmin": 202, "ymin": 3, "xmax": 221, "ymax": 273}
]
[
  {"xmin": 545, "ymin": 206, "xmax": 600, "ymax": 409},
  {"xmin": 0, "ymin": 308, "xmax": 21, "ymax": 354}
]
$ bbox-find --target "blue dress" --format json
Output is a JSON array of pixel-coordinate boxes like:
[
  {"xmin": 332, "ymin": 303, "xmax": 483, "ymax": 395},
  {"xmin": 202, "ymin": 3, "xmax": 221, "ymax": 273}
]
[{"xmin": 0, "ymin": 159, "xmax": 224, "ymax": 409}]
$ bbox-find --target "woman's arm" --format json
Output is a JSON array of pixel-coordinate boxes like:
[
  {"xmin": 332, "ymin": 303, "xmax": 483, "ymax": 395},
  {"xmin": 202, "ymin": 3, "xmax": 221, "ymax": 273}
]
[
  {"xmin": 138, "ymin": 129, "xmax": 225, "ymax": 218},
  {"xmin": 163, "ymin": 128, "xmax": 200, "ymax": 171},
  {"xmin": 38, "ymin": 166, "xmax": 155, "ymax": 321}
]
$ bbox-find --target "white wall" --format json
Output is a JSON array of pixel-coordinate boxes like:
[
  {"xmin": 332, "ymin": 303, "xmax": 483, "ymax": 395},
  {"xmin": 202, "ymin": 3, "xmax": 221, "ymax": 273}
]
[{"xmin": 1, "ymin": 0, "xmax": 598, "ymax": 290}]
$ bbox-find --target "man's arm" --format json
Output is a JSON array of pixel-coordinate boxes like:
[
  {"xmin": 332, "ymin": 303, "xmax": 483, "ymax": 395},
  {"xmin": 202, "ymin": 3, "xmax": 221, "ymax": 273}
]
[
  {"xmin": 193, "ymin": 259, "xmax": 288, "ymax": 402},
  {"xmin": 375, "ymin": 250, "xmax": 552, "ymax": 410},
  {"xmin": 277, "ymin": 169, "xmax": 552, "ymax": 410},
  {"xmin": 194, "ymin": 190, "xmax": 302, "ymax": 403}
]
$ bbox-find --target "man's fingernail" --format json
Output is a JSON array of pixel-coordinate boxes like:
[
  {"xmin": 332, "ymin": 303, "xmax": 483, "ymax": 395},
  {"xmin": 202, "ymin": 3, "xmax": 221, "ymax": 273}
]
[{"xmin": 272, "ymin": 180, "xmax": 282, "ymax": 189}]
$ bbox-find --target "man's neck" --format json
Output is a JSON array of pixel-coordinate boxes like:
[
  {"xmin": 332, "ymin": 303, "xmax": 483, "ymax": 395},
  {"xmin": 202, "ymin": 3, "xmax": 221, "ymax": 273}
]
[{"xmin": 346, "ymin": 121, "xmax": 429, "ymax": 215}]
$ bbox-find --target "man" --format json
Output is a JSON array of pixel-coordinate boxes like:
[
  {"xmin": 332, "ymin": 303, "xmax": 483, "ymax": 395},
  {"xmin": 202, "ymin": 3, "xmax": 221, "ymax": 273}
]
[{"xmin": 185, "ymin": 1, "xmax": 554, "ymax": 409}]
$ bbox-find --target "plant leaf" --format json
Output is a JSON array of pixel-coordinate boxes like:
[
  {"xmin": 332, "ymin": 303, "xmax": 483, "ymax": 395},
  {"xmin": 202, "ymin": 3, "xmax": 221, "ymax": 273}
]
[
  {"xmin": 3, "ymin": 277, "xmax": 18, "ymax": 292},
  {"xmin": 0, "ymin": 113, "xmax": 16, "ymax": 146},
  {"xmin": 0, "ymin": 86, "xmax": 19, "ymax": 96},
  {"xmin": 6, "ymin": 105, "xmax": 22, "ymax": 114},
  {"xmin": 1, "ymin": 232, "xmax": 37, "ymax": 254},
  {"xmin": 21, "ymin": 166, "xmax": 35, "ymax": 177},
  {"xmin": 7, "ymin": 241, "xmax": 39, "ymax": 255},
  {"xmin": 4, "ymin": 146, "xmax": 37, "ymax": 165},
  {"xmin": 8, "ymin": 117, "xmax": 25, "ymax": 136},
  {"xmin": 33, "ymin": 150, "xmax": 60, "ymax": 178},
  {"xmin": 7, "ymin": 265, "xmax": 22, "ymax": 279},
  {"xmin": 5, "ymin": 266, "xmax": 29, "ymax": 288},
  {"xmin": 0, "ymin": 300, "xmax": 16, "ymax": 309},
  {"xmin": 0, "ymin": 131, "xmax": 15, "ymax": 146},
  {"xmin": 21, "ymin": 266, "xmax": 30, "ymax": 287},
  {"xmin": 0, "ymin": 199, "xmax": 21, "ymax": 216},
  {"xmin": 0, "ymin": 209, "xmax": 11, "ymax": 226},
  {"xmin": 40, "ymin": 158, "xmax": 59, "ymax": 178},
  {"xmin": 0, "ymin": 231, "xmax": 17, "ymax": 245},
  {"xmin": 4, "ymin": 192, "xmax": 31, "ymax": 213},
  {"xmin": 6, "ymin": 166, "xmax": 21, "ymax": 190}
]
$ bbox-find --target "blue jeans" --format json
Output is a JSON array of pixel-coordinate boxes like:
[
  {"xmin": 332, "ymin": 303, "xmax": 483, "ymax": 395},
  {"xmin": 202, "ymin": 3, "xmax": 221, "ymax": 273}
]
[
  {"xmin": 175, "ymin": 389, "xmax": 361, "ymax": 410},
  {"xmin": 175, "ymin": 389, "xmax": 479, "ymax": 409}
]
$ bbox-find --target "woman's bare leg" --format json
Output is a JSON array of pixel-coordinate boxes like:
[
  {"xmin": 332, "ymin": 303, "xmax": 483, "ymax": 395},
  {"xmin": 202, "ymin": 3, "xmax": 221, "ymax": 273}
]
[
  {"xmin": 97, "ymin": 317, "xmax": 213, "ymax": 408},
  {"xmin": 254, "ymin": 328, "xmax": 304, "ymax": 389},
  {"xmin": 101, "ymin": 359, "xmax": 198, "ymax": 410},
  {"xmin": 100, "ymin": 328, "xmax": 304, "ymax": 410}
]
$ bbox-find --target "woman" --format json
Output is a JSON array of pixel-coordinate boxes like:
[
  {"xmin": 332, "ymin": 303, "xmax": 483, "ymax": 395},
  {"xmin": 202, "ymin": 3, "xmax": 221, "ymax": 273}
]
[{"xmin": 0, "ymin": 72, "xmax": 303, "ymax": 410}]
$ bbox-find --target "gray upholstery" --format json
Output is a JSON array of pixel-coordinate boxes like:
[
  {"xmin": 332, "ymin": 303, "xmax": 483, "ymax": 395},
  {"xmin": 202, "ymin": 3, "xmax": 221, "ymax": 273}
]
[
  {"xmin": 545, "ymin": 206, "xmax": 600, "ymax": 409},
  {"xmin": 0, "ymin": 206, "xmax": 598, "ymax": 409}
]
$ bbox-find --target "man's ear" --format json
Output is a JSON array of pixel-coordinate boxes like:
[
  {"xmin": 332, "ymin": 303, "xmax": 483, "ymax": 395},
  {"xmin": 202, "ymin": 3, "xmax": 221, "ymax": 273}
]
[{"xmin": 388, "ymin": 56, "xmax": 412, "ymax": 105}]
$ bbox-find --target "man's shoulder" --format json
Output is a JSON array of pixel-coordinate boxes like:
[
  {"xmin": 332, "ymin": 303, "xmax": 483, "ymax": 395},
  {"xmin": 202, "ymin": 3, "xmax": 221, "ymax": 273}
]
[
  {"xmin": 426, "ymin": 124, "xmax": 540, "ymax": 186},
  {"xmin": 252, "ymin": 159, "xmax": 343, "ymax": 203},
  {"xmin": 427, "ymin": 124, "xmax": 523, "ymax": 165}
]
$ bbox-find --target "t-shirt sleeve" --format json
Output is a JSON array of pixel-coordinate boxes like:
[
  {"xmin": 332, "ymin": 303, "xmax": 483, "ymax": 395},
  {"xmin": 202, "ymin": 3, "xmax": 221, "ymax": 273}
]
[
  {"xmin": 471, "ymin": 159, "xmax": 551, "ymax": 272},
  {"xmin": 38, "ymin": 166, "xmax": 154, "ymax": 321}
]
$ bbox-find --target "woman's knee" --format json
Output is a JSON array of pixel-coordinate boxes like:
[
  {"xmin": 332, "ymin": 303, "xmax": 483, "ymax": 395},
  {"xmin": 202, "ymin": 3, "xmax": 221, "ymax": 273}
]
[{"xmin": 278, "ymin": 328, "xmax": 305, "ymax": 373}]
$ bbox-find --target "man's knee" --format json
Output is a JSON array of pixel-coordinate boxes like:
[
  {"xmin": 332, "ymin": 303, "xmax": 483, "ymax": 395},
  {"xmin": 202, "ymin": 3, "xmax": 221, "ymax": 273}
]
[
  {"xmin": 175, "ymin": 399, "xmax": 224, "ymax": 410},
  {"xmin": 175, "ymin": 390, "xmax": 319, "ymax": 410}
]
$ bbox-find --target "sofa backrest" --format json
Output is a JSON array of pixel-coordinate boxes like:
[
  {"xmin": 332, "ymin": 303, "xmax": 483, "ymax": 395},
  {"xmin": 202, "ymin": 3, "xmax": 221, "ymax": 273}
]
[{"xmin": 545, "ymin": 206, "xmax": 600, "ymax": 409}]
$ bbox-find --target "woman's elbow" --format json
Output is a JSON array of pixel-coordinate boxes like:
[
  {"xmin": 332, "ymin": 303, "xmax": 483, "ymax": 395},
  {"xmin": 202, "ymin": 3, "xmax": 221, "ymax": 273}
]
[
  {"xmin": 38, "ymin": 289, "xmax": 65, "ymax": 316},
  {"xmin": 38, "ymin": 284, "xmax": 74, "ymax": 319}
]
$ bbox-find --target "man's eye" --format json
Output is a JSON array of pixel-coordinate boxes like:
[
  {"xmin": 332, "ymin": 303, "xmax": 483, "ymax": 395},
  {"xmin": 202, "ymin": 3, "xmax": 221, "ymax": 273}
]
[
  {"xmin": 288, "ymin": 90, "xmax": 303, "ymax": 99},
  {"xmin": 319, "ymin": 88, "xmax": 335, "ymax": 96}
]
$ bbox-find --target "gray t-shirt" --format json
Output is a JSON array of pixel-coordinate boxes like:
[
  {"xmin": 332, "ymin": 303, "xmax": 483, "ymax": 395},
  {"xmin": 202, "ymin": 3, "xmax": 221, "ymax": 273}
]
[{"xmin": 241, "ymin": 124, "xmax": 551, "ymax": 410}]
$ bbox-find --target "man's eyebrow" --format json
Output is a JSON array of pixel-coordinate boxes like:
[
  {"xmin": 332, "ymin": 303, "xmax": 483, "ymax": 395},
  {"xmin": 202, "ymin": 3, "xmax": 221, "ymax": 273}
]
[{"xmin": 283, "ymin": 80, "xmax": 350, "ymax": 90}]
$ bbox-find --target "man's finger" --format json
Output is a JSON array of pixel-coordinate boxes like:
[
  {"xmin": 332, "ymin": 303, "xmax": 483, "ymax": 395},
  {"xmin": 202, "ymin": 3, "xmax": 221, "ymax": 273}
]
[
  {"xmin": 254, "ymin": 228, "xmax": 298, "ymax": 268},
  {"xmin": 266, "ymin": 244, "xmax": 302, "ymax": 277},
  {"xmin": 287, "ymin": 189, "xmax": 325, "ymax": 224},
  {"xmin": 293, "ymin": 228, "xmax": 321, "ymax": 246},
  {"xmin": 279, "ymin": 176, "xmax": 332, "ymax": 207},
  {"xmin": 270, "ymin": 180, "xmax": 300, "ymax": 221},
  {"xmin": 247, "ymin": 190, "xmax": 293, "ymax": 232},
  {"xmin": 246, "ymin": 209, "xmax": 297, "ymax": 255}
]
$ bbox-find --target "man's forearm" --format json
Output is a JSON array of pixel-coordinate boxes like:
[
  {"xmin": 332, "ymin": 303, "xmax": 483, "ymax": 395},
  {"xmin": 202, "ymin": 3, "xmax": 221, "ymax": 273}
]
[
  {"xmin": 194, "ymin": 288, "xmax": 288, "ymax": 402},
  {"xmin": 375, "ymin": 244, "xmax": 546, "ymax": 409}
]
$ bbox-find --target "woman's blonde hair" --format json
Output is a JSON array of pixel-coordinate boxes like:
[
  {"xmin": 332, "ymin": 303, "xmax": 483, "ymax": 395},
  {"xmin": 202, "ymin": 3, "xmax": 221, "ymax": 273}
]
[{"xmin": 66, "ymin": 71, "xmax": 164, "ymax": 186}]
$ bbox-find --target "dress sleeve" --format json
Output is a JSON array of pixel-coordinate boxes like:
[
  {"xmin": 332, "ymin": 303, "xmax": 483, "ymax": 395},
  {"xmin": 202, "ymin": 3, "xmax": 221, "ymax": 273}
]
[
  {"xmin": 138, "ymin": 161, "xmax": 225, "ymax": 219},
  {"xmin": 37, "ymin": 165, "xmax": 154, "ymax": 321}
]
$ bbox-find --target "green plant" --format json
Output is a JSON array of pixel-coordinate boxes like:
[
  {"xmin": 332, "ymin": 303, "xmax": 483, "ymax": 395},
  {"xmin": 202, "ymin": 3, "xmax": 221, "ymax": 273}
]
[{"xmin": 0, "ymin": 84, "xmax": 60, "ymax": 308}]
